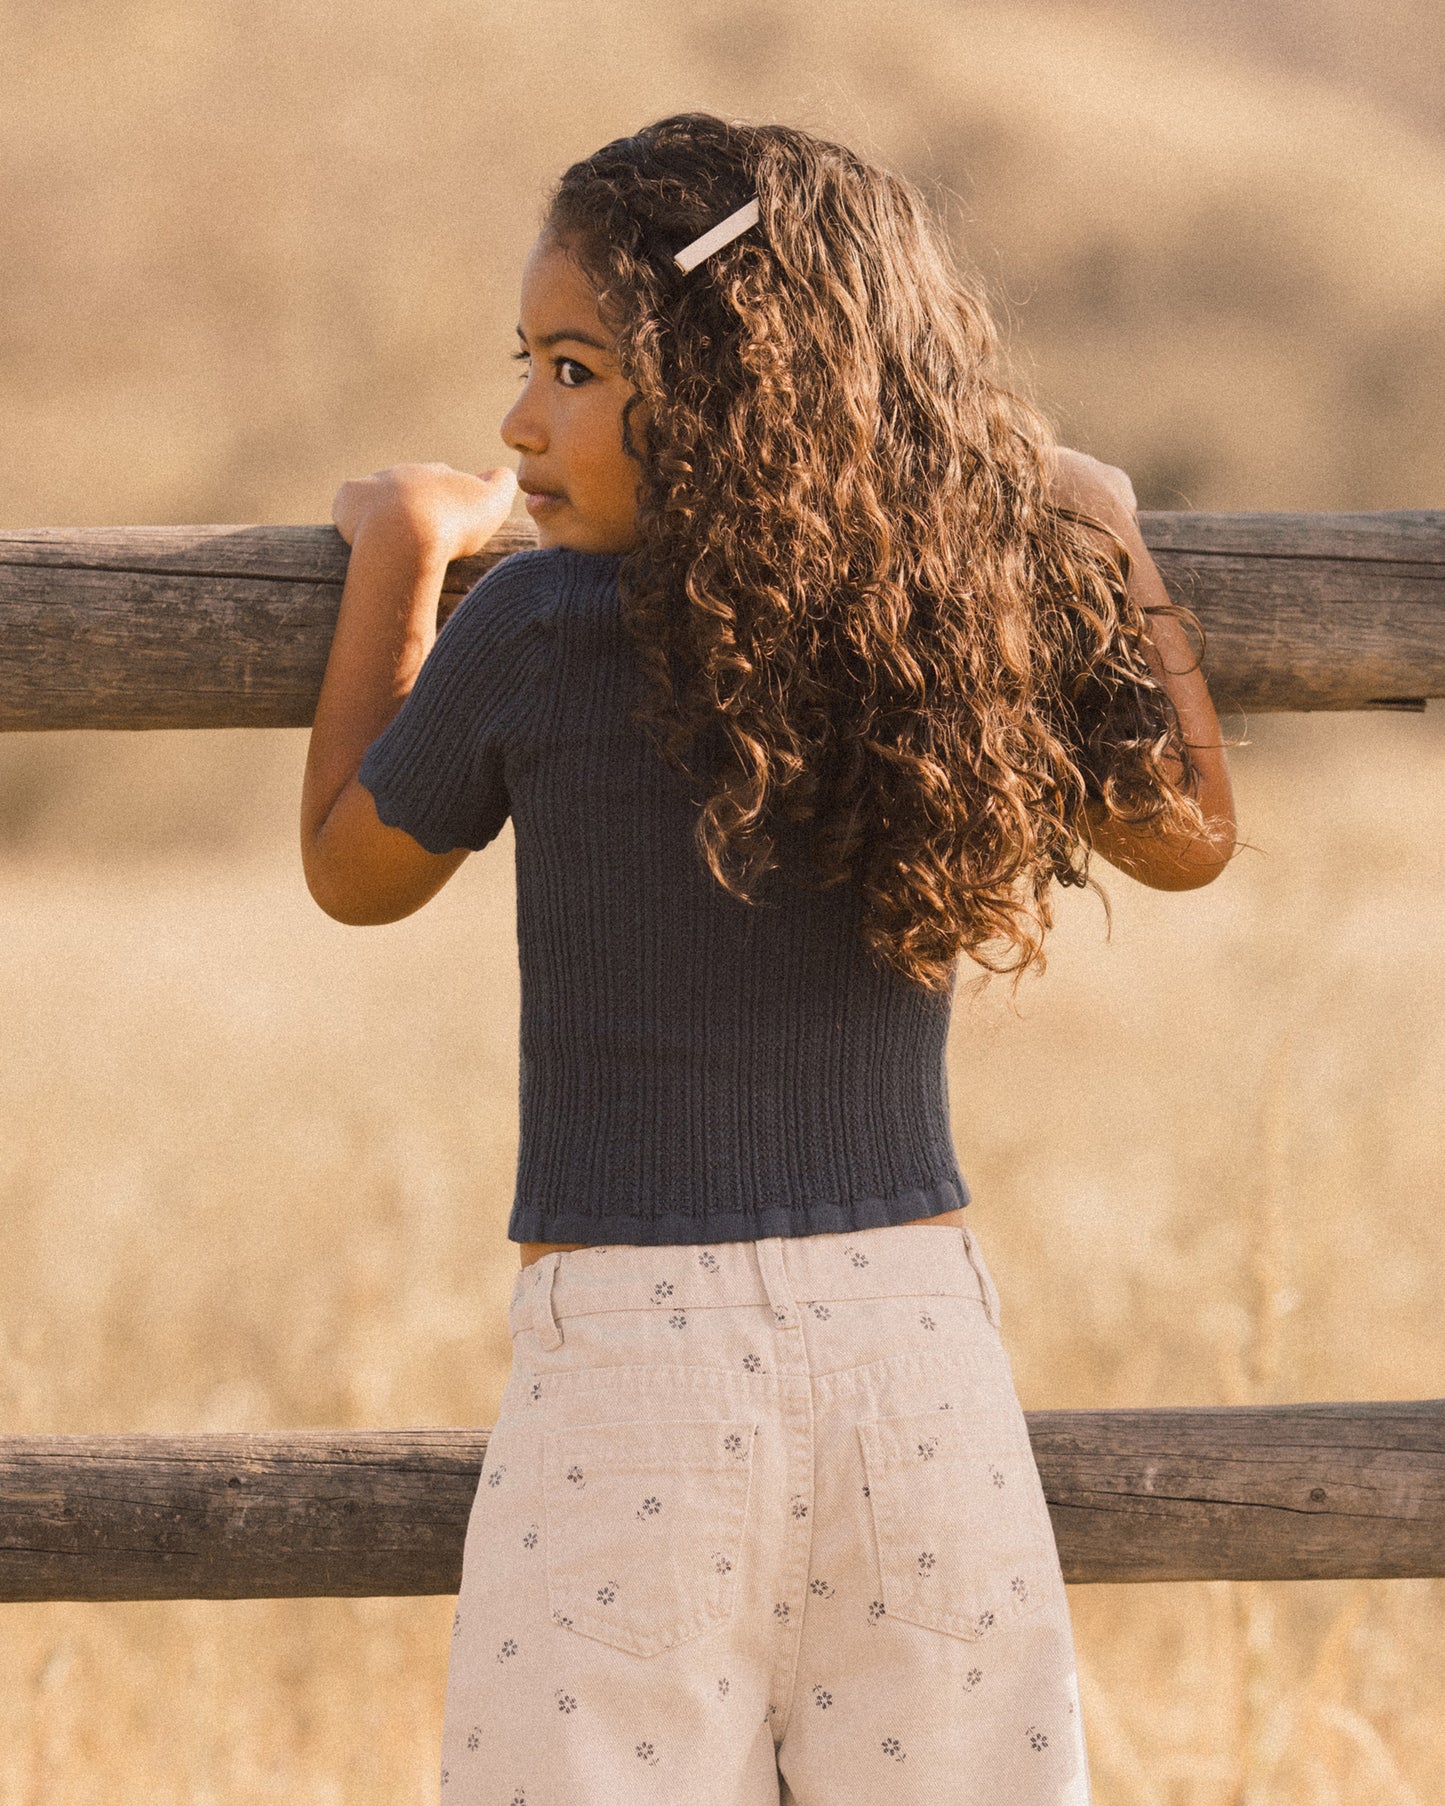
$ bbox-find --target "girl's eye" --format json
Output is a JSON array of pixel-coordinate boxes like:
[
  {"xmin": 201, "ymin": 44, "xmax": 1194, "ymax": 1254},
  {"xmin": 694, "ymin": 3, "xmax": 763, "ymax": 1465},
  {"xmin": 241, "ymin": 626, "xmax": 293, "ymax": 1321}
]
[{"xmin": 510, "ymin": 350, "xmax": 591, "ymax": 388}]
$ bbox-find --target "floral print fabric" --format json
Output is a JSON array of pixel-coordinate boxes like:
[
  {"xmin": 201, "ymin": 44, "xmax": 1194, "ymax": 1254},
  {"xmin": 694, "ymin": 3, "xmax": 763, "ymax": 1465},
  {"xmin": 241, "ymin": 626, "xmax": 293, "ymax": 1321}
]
[{"xmin": 440, "ymin": 1222, "xmax": 1091, "ymax": 1804}]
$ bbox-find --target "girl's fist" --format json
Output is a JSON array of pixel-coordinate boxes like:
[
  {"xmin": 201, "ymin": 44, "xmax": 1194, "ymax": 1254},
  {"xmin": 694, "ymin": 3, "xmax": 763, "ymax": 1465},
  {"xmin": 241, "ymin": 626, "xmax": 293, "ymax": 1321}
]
[{"xmin": 331, "ymin": 463, "xmax": 519, "ymax": 562}]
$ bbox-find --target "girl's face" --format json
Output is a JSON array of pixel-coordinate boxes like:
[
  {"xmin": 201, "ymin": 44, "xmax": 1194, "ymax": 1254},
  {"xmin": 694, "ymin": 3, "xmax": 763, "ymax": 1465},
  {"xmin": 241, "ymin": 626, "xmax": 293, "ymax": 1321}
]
[{"xmin": 501, "ymin": 232, "xmax": 644, "ymax": 555}]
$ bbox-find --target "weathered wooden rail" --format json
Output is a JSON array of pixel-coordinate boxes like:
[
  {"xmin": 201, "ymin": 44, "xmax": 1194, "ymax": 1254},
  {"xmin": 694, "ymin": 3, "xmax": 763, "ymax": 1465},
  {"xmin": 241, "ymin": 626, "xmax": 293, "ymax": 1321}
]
[
  {"xmin": 2, "ymin": 511, "xmax": 1445, "ymax": 728},
  {"xmin": 1, "ymin": 510, "xmax": 1441, "ymax": 1604},
  {"xmin": 1, "ymin": 1402, "xmax": 1442, "ymax": 1601}
]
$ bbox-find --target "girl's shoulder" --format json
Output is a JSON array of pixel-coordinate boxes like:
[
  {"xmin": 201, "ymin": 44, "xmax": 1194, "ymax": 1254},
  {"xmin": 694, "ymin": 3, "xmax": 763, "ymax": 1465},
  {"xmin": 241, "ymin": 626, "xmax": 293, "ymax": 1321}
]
[{"xmin": 449, "ymin": 543, "xmax": 621, "ymax": 638}]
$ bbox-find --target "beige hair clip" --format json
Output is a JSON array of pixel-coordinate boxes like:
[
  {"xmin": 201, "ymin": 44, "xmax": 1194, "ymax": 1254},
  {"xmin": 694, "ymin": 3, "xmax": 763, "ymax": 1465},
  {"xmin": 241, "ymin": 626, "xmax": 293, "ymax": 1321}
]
[{"xmin": 673, "ymin": 198, "xmax": 761, "ymax": 272}]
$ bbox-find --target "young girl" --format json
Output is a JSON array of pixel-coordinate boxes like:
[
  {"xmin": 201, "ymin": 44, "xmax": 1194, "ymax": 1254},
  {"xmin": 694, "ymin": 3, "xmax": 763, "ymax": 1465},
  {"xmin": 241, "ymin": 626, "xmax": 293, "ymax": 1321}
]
[{"xmin": 302, "ymin": 114, "xmax": 1234, "ymax": 1806}]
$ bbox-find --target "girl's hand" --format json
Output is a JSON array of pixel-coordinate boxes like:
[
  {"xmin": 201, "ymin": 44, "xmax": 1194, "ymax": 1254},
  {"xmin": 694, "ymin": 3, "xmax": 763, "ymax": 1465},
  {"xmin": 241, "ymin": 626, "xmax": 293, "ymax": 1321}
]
[
  {"xmin": 331, "ymin": 462, "xmax": 518, "ymax": 564},
  {"xmin": 1049, "ymin": 446, "xmax": 1138, "ymax": 521}
]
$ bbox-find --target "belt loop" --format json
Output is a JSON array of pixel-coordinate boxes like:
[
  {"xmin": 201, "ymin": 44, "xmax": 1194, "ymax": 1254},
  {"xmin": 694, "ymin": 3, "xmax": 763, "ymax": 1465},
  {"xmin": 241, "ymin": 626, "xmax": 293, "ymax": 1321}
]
[
  {"xmin": 958, "ymin": 1223, "xmax": 1002, "ymax": 1331},
  {"xmin": 534, "ymin": 1254, "xmax": 565, "ymax": 1350},
  {"xmin": 754, "ymin": 1238, "xmax": 798, "ymax": 1327}
]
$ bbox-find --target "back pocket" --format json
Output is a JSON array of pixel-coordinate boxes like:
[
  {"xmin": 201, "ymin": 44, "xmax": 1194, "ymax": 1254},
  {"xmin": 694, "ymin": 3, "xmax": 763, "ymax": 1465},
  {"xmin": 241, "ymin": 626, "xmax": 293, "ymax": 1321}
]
[
  {"xmin": 543, "ymin": 1416, "xmax": 757, "ymax": 1658},
  {"xmin": 857, "ymin": 1404, "xmax": 1056, "ymax": 1643}
]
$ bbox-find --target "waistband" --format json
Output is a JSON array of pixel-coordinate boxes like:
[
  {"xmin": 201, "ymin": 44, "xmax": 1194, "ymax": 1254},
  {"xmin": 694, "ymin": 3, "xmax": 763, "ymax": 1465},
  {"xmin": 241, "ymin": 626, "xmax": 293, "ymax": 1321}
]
[{"xmin": 508, "ymin": 1221, "xmax": 1002, "ymax": 1350}]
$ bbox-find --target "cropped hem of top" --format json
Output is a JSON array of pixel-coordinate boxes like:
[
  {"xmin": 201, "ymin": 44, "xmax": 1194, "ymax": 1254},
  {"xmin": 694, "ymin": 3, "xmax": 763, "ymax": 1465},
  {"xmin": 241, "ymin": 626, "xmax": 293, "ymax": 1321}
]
[
  {"xmin": 507, "ymin": 1172, "xmax": 970, "ymax": 1248},
  {"xmin": 357, "ymin": 544, "xmax": 973, "ymax": 1248}
]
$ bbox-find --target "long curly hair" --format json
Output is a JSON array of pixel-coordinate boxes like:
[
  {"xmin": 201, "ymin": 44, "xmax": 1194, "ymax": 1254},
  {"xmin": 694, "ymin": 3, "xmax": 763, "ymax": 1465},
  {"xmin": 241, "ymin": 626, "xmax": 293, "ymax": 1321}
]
[{"xmin": 542, "ymin": 113, "xmax": 1211, "ymax": 993}]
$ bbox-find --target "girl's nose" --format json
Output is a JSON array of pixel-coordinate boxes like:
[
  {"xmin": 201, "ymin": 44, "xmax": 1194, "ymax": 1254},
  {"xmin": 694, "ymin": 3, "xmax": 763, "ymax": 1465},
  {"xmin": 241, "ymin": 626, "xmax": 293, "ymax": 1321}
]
[{"xmin": 501, "ymin": 391, "xmax": 543, "ymax": 456}]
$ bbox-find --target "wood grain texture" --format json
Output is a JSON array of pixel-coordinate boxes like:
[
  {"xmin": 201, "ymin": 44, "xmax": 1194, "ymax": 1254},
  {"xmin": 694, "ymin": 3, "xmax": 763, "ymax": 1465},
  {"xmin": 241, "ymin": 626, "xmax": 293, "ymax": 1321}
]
[
  {"xmin": 1143, "ymin": 510, "xmax": 1445, "ymax": 712},
  {"xmin": 2, "ymin": 513, "xmax": 1443, "ymax": 728},
  {"xmin": 1029, "ymin": 1399, "xmax": 1445, "ymax": 1584},
  {"xmin": 0, "ymin": 1431, "xmax": 489, "ymax": 1602},
  {"xmin": 2, "ymin": 1402, "xmax": 1440, "ymax": 1601}
]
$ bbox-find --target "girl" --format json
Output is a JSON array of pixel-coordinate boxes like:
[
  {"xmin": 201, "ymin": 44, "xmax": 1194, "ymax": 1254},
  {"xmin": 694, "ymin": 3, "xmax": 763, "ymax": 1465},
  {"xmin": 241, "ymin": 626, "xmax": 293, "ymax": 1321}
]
[{"xmin": 302, "ymin": 114, "xmax": 1234, "ymax": 1806}]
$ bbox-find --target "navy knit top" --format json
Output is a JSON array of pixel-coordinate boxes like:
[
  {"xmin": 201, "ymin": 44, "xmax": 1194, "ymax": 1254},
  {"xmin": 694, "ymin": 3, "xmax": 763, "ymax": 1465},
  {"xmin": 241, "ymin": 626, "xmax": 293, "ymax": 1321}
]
[{"xmin": 357, "ymin": 545, "xmax": 970, "ymax": 1246}]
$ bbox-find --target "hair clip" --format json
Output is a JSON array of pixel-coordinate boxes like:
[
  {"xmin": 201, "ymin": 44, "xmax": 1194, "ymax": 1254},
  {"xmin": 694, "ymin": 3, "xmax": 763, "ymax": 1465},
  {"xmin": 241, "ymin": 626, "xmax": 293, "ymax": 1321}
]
[{"xmin": 673, "ymin": 198, "xmax": 761, "ymax": 272}]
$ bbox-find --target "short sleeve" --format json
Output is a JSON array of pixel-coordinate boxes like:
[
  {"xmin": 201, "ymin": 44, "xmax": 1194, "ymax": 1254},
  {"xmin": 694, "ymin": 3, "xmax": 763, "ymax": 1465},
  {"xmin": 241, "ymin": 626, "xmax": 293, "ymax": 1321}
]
[{"xmin": 356, "ymin": 563, "xmax": 538, "ymax": 855}]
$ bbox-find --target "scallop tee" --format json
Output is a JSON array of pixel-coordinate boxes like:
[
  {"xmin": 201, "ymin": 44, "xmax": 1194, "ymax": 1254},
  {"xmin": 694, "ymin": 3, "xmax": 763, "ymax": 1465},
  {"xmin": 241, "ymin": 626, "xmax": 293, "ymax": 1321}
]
[{"xmin": 356, "ymin": 545, "xmax": 970, "ymax": 1246}]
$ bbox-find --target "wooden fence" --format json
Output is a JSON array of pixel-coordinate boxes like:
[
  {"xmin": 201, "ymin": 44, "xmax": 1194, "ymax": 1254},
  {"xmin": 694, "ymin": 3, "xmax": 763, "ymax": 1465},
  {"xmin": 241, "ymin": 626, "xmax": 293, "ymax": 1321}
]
[
  {"xmin": 3, "ymin": 510, "xmax": 1445, "ymax": 729},
  {"xmin": 2, "ymin": 1405, "xmax": 1443, "ymax": 1603},
  {"xmin": 1, "ymin": 510, "xmax": 1443, "ymax": 1603}
]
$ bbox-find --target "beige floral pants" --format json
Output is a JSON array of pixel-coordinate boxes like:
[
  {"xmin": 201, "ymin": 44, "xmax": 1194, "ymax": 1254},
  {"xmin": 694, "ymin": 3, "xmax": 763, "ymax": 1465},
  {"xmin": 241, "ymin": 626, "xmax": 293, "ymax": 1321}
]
[{"xmin": 441, "ymin": 1221, "xmax": 1091, "ymax": 1804}]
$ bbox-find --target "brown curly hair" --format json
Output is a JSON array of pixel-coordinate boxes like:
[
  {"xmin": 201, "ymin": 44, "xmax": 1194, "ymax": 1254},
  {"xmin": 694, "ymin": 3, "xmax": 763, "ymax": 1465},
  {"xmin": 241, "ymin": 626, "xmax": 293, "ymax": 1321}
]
[{"xmin": 542, "ymin": 112, "xmax": 1210, "ymax": 993}]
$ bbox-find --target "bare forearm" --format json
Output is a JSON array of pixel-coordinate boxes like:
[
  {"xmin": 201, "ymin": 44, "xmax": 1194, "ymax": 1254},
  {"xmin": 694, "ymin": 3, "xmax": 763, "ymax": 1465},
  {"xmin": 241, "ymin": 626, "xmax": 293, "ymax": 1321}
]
[
  {"xmin": 1127, "ymin": 532, "xmax": 1234, "ymax": 826},
  {"xmin": 1086, "ymin": 520, "xmax": 1236, "ymax": 885},
  {"xmin": 300, "ymin": 516, "xmax": 450, "ymax": 846}
]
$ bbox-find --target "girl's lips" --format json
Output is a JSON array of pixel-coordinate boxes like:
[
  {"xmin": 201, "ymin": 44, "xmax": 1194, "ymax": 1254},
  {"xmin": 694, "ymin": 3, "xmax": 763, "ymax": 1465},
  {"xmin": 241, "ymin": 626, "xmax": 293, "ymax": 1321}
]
[{"xmin": 524, "ymin": 491, "xmax": 565, "ymax": 513}]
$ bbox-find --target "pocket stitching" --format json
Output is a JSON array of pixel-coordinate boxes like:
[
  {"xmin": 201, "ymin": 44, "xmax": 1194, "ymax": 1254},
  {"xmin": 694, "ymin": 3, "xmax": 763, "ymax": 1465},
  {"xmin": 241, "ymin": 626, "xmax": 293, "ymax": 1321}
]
[
  {"xmin": 858, "ymin": 1408, "xmax": 1054, "ymax": 1643},
  {"xmin": 543, "ymin": 1417, "xmax": 757, "ymax": 1659}
]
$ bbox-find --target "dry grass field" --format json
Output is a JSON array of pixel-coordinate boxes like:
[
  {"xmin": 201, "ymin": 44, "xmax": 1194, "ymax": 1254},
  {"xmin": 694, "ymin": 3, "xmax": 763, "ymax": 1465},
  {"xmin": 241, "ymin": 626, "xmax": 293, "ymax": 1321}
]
[
  {"xmin": 1, "ymin": 711, "xmax": 1442, "ymax": 1806},
  {"xmin": 2, "ymin": 0, "xmax": 1443, "ymax": 1800}
]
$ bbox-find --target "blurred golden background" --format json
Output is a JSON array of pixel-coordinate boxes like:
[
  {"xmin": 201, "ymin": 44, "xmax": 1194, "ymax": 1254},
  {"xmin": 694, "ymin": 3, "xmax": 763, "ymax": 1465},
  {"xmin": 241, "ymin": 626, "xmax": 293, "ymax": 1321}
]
[{"xmin": 2, "ymin": 1, "xmax": 1443, "ymax": 1800}]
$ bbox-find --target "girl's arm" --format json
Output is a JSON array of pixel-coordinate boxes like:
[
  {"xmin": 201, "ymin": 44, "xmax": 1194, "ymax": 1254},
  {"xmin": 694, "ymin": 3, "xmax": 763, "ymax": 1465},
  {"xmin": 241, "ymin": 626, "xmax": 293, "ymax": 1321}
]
[
  {"xmin": 1049, "ymin": 448, "xmax": 1237, "ymax": 890},
  {"xmin": 300, "ymin": 463, "xmax": 517, "ymax": 925}
]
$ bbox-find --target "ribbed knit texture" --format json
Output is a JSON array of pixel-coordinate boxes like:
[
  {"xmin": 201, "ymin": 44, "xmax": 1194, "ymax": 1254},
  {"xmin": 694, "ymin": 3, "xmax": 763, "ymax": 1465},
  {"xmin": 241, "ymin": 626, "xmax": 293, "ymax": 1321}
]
[{"xmin": 357, "ymin": 545, "xmax": 970, "ymax": 1245}]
